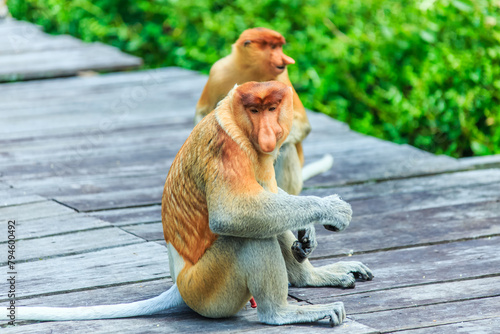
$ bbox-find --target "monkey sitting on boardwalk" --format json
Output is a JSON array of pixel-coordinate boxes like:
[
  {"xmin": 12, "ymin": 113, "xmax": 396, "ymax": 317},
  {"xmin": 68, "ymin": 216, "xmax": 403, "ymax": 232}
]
[
  {"xmin": 16, "ymin": 82, "xmax": 372, "ymax": 326},
  {"xmin": 195, "ymin": 27, "xmax": 335, "ymax": 262}
]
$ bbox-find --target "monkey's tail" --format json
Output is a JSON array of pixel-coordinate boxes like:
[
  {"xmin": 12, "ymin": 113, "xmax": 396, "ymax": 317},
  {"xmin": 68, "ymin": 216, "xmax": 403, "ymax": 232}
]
[
  {"xmin": 302, "ymin": 154, "xmax": 334, "ymax": 181},
  {"xmin": 16, "ymin": 284, "xmax": 184, "ymax": 321}
]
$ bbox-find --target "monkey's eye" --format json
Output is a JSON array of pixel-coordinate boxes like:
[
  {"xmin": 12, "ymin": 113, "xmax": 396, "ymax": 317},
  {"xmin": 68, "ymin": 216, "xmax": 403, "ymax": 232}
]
[
  {"xmin": 271, "ymin": 44, "xmax": 277, "ymax": 49},
  {"xmin": 244, "ymin": 40, "xmax": 251, "ymax": 47},
  {"xmin": 269, "ymin": 107, "xmax": 276, "ymax": 111},
  {"xmin": 250, "ymin": 109, "xmax": 259, "ymax": 114}
]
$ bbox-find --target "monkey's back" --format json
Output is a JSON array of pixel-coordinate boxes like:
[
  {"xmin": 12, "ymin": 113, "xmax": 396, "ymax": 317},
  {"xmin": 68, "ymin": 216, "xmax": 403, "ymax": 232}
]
[{"xmin": 161, "ymin": 114, "xmax": 223, "ymax": 265}]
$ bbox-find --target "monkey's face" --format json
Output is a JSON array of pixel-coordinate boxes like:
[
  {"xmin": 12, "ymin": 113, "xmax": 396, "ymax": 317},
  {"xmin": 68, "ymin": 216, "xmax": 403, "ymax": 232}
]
[
  {"xmin": 237, "ymin": 28, "xmax": 295, "ymax": 77},
  {"xmin": 233, "ymin": 81, "xmax": 293, "ymax": 155}
]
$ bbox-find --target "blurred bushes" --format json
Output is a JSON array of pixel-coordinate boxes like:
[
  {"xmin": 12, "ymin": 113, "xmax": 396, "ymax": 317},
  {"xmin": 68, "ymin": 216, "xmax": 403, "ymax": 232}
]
[{"xmin": 8, "ymin": 0, "xmax": 500, "ymax": 157}]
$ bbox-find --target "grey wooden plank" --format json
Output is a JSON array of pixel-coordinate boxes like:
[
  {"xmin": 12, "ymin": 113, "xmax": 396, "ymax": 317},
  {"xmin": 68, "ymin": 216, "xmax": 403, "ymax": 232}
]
[
  {"xmin": 3, "ymin": 242, "xmax": 169, "ymax": 298},
  {"xmin": 56, "ymin": 186, "xmax": 164, "ymax": 212},
  {"xmin": 0, "ymin": 43, "xmax": 142, "ymax": 82},
  {"xmin": 348, "ymin": 182, "xmax": 500, "ymax": 217},
  {"xmin": 350, "ymin": 296, "xmax": 500, "ymax": 333},
  {"xmin": 7, "ymin": 213, "xmax": 111, "ymax": 239},
  {"xmin": 0, "ymin": 72, "xmax": 205, "ymax": 113},
  {"xmin": 290, "ymin": 237, "xmax": 500, "ymax": 298},
  {"xmin": 0, "ymin": 200, "xmax": 75, "ymax": 221},
  {"xmin": 122, "ymin": 222, "xmax": 164, "ymax": 241},
  {"xmin": 2, "ymin": 227, "xmax": 143, "ymax": 263},
  {"xmin": 0, "ymin": 33, "xmax": 82, "ymax": 55},
  {"xmin": 0, "ymin": 186, "xmax": 45, "ymax": 207},
  {"xmin": 304, "ymin": 153, "xmax": 460, "ymax": 187},
  {"xmin": 303, "ymin": 168, "xmax": 500, "ymax": 201},
  {"xmin": 2, "ymin": 315, "xmax": 376, "ymax": 334},
  {"xmin": 0, "ymin": 67, "xmax": 198, "ymax": 98},
  {"xmin": 0, "ymin": 122, "xmax": 191, "ymax": 166},
  {"xmin": 302, "ymin": 276, "xmax": 500, "ymax": 314},
  {"xmin": 90, "ymin": 205, "xmax": 161, "ymax": 226},
  {"xmin": 459, "ymin": 154, "xmax": 500, "ymax": 169},
  {"xmin": 310, "ymin": 200, "xmax": 500, "ymax": 258},
  {"xmin": 7, "ymin": 280, "xmax": 376, "ymax": 333},
  {"xmin": 393, "ymin": 317, "xmax": 500, "ymax": 334}
]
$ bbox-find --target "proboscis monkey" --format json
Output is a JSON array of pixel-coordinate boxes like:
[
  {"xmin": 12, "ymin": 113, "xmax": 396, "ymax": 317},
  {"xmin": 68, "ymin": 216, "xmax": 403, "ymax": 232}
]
[
  {"xmin": 195, "ymin": 28, "xmax": 333, "ymax": 262},
  {"xmin": 15, "ymin": 82, "xmax": 372, "ymax": 326}
]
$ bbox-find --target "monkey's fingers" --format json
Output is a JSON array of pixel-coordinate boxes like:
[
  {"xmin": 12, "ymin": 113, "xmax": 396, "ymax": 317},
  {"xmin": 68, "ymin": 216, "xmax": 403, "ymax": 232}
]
[
  {"xmin": 291, "ymin": 240, "xmax": 308, "ymax": 263},
  {"xmin": 323, "ymin": 224, "xmax": 341, "ymax": 232}
]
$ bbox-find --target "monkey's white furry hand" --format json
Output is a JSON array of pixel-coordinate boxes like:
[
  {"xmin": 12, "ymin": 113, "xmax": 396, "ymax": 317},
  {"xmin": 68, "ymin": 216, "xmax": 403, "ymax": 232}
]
[{"xmin": 320, "ymin": 195, "xmax": 352, "ymax": 232}]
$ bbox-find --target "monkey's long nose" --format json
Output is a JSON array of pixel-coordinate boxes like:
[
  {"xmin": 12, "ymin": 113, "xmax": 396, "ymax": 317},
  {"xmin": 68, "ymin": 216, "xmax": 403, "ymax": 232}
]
[
  {"xmin": 258, "ymin": 123, "xmax": 277, "ymax": 153},
  {"xmin": 282, "ymin": 54, "xmax": 295, "ymax": 65}
]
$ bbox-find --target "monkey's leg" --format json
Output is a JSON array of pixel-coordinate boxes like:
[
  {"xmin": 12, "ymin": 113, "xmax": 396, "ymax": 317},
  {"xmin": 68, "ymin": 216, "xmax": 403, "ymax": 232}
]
[
  {"xmin": 244, "ymin": 236, "xmax": 345, "ymax": 326},
  {"xmin": 279, "ymin": 231, "xmax": 373, "ymax": 288},
  {"xmin": 176, "ymin": 238, "xmax": 251, "ymax": 319}
]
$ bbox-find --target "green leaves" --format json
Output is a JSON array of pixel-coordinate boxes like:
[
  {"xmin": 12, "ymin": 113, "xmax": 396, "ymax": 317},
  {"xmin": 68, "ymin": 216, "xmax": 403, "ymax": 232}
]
[{"xmin": 8, "ymin": 0, "xmax": 500, "ymax": 157}]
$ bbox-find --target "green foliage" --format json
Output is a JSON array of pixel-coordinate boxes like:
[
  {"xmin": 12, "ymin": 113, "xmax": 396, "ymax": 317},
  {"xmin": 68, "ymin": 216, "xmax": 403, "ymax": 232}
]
[{"xmin": 8, "ymin": 0, "xmax": 500, "ymax": 157}]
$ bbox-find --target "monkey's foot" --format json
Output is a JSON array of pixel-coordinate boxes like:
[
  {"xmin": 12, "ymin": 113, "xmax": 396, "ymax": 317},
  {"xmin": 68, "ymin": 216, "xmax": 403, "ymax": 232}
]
[{"xmin": 311, "ymin": 261, "xmax": 374, "ymax": 288}]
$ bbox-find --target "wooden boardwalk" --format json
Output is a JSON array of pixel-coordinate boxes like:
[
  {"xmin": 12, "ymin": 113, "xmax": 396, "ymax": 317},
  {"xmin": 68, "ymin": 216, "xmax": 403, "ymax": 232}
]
[{"xmin": 1, "ymin": 18, "xmax": 500, "ymax": 334}]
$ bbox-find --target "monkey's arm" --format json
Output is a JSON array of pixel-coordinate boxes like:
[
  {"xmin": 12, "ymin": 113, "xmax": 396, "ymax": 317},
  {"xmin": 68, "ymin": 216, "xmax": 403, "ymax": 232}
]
[{"xmin": 207, "ymin": 186, "xmax": 351, "ymax": 239}]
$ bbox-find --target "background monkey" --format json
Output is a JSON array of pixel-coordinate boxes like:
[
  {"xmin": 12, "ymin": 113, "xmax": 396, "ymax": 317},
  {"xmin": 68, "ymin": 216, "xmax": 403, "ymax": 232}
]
[
  {"xmin": 15, "ymin": 82, "xmax": 372, "ymax": 326},
  {"xmin": 195, "ymin": 27, "xmax": 333, "ymax": 262}
]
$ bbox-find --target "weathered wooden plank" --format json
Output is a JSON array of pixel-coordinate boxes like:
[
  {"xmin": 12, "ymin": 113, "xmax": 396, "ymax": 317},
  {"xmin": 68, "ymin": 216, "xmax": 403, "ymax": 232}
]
[
  {"xmin": 0, "ymin": 67, "xmax": 198, "ymax": 99},
  {"xmin": 394, "ymin": 317, "xmax": 500, "ymax": 334},
  {"xmin": 0, "ymin": 33, "xmax": 82, "ymax": 55},
  {"xmin": 56, "ymin": 187, "xmax": 164, "ymax": 212},
  {"xmin": 121, "ymin": 222, "xmax": 164, "ymax": 242},
  {"xmin": 0, "ymin": 201, "xmax": 75, "ymax": 221},
  {"xmin": 6, "ymin": 279, "xmax": 376, "ymax": 334},
  {"xmin": 290, "ymin": 237, "xmax": 500, "ymax": 298},
  {"xmin": 0, "ymin": 72, "xmax": 205, "ymax": 113},
  {"xmin": 301, "ymin": 276, "xmax": 500, "ymax": 314},
  {"xmin": 350, "ymin": 296, "xmax": 500, "ymax": 333},
  {"xmin": 304, "ymin": 153, "xmax": 460, "ymax": 187},
  {"xmin": 459, "ymin": 154, "xmax": 500, "ymax": 170},
  {"xmin": 2, "ymin": 227, "xmax": 143, "ymax": 263},
  {"xmin": 3, "ymin": 315, "xmax": 376, "ymax": 334},
  {"xmin": 0, "ymin": 186, "xmax": 45, "ymax": 207},
  {"xmin": 310, "ymin": 200, "xmax": 500, "ymax": 258},
  {"xmin": 0, "ymin": 44, "xmax": 142, "ymax": 82},
  {"xmin": 303, "ymin": 168, "xmax": 500, "ymax": 201},
  {"xmin": 348, "ymin": 182, "xmax": 500, "ymax": 217},
  {"xmin": 3, "ymin": 242, "xmax": 170, "ymax": 298},
  {"xmin": 7, "ymin": 213, "xmax": 111, "ymax": 239},
  {"xmin": 90, "ymin": 205, "xmax": 161, "ymax": 226}
]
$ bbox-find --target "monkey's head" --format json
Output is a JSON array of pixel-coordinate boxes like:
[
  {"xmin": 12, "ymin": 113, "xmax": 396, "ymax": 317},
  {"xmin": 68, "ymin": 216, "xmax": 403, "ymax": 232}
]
[
  {"xmin": 231, "ymin": 81, "xmax": 293, "ymax": 155},
  {"xmin": 235, "ymin": 28, "xmax": 295, "ymax": 78}
]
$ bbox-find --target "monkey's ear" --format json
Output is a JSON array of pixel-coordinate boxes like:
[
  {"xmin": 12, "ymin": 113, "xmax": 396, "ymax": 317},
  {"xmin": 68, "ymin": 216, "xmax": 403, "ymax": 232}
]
[{"xmin": 243, "ymin": 40, "xmax": 251, "ymax": 47}]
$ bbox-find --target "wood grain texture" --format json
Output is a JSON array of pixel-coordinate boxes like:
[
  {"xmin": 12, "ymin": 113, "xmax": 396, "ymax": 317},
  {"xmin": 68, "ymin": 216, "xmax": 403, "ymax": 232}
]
[{"xmin": 0, "ymin": 19, "xmax": 141, "ymax": 81}]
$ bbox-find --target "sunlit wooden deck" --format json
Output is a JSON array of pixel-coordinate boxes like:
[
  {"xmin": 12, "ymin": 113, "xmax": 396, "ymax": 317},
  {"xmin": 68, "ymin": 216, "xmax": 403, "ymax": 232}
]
[{"xmin": 1, "ymin": 17, "xmax": 499, "ymax": 333}]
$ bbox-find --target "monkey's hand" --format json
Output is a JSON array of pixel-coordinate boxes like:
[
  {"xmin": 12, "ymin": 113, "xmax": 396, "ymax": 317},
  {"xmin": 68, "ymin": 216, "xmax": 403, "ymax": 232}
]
[
  {"xmin": 291, "ymin": 226, "xmax": 317, "ymax": 263},
  {"xmin": 320, "ymin": 195, "xmax": 352, "ymax": 232}
]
